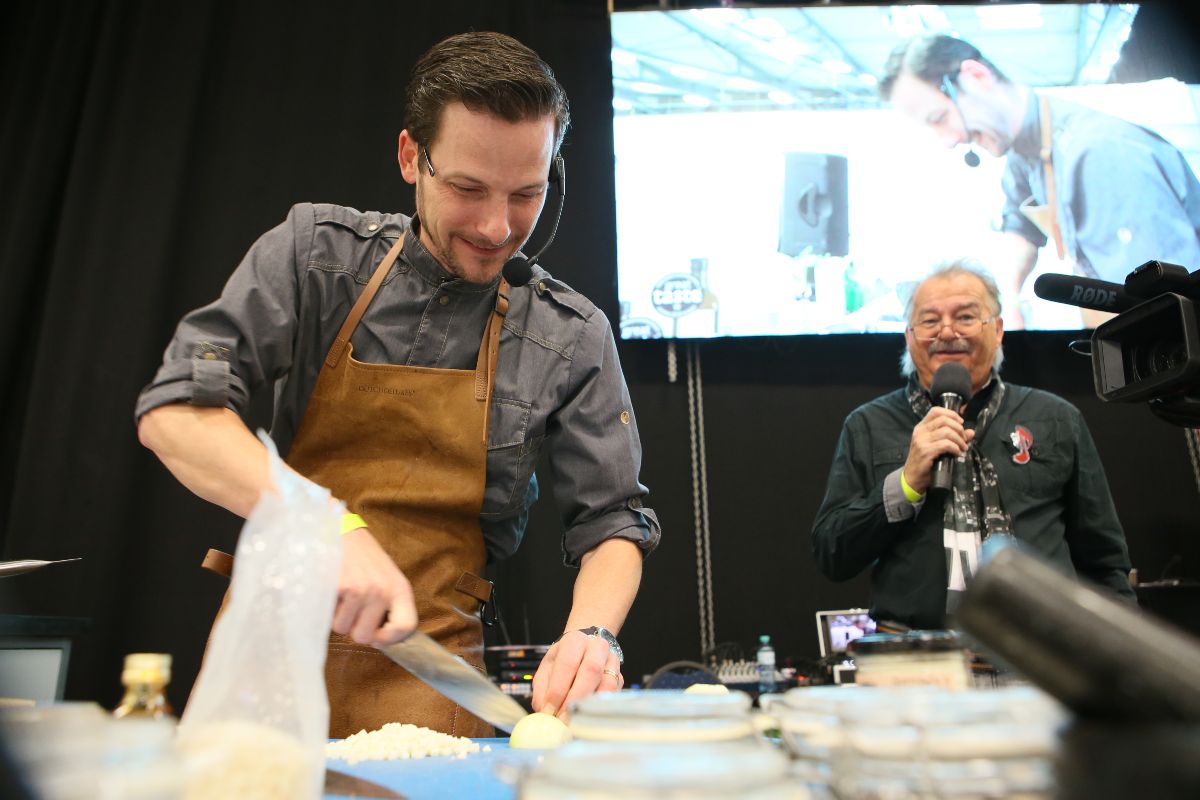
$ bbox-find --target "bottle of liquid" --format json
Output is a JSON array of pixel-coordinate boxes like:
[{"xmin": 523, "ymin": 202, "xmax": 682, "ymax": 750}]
[
  {"xmin": 113, "ymin": 653, "xmax": 175, "ymax": 719},
  {"xmin": 756, "ymin": 635, "xmax": 776, "ymax": 695},
  {"xmin": 843, "ymin": 261, "xmax": 865, "ymax": 313},
  {"xmin": 106, "ymin": 653, "xmax": 182, "ymax": 797}
]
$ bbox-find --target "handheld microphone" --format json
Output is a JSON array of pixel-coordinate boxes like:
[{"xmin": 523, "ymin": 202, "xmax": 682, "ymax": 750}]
[
  {"xmin": 1032, "ymin": 273, "xmax": 1139, "ymax": 314},
  {"xmin": 502, "ymin": 154, "xmax": 567, "ymax": 287},
  {"xmin": 941, "ymin": 76, "xmax": 980, "ymax": 168},
  {"xmin": 929, "ymin": 362, "xmax": 973, "ymax": 493}
]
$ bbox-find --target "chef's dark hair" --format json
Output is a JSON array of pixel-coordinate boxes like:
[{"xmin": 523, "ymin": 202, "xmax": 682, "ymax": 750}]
[
  {"xmin": 404, "ymin": 31, "xmax": 571, "ymax": 159},
  {"xmin": 879, "ymin": 34, "xmax": 1010, "ymax": 100}
]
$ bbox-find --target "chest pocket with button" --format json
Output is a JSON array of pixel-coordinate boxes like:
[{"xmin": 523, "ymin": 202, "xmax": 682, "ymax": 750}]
[
  {"xmin": 998, "ymin": 419, "xmax": 1071, "ymax": 500},
  {"xmin": 485, "ymin": 396, "xmax": 542, "ymax": 514},
  {"xmin": 871, "ymin": 446, "xmax": 909, "ymax": 487},
  {"xmin": 480, "ymin": 275, "xmax": 586, "ymax": 516}
]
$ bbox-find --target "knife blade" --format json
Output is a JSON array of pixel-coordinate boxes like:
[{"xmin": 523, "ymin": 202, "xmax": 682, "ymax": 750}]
[
  {"xmin": 324, "ymin": 766, "xmax": 406, "ymax": 798},
  {"xmin": 0, "ymin": 558, "xmax": 82, "ymax": 578},
  {"xmin": 376, "ymin": 631, "xmax": 528, "ymax": 733}
]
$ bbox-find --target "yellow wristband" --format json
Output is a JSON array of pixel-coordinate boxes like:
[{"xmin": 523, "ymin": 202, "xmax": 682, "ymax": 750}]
[
  {"xmin": 340, "ymin": 513, "xmax": 368, "ymax": 536},
  {"xmin": 899, "ymin": 470, "xmax": 924, "ymax": 504}
]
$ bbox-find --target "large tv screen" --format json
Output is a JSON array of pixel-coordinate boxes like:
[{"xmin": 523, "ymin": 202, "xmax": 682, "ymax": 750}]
[{"xmin": 611, "ymin": 3, "xmax": 1200, "ymax": 339}]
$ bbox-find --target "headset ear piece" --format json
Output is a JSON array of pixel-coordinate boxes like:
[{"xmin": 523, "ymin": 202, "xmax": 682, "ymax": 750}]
[
  {"xmin": 505, "ymin": 156, "xmax": 565, "ymax": 286},
  {"xmin": 940, "ymin": 75, "xmax": 980, "ymax": 169},
  {"xmin": 503, "ymin": 254, "xmax": 534, "ymax": 287}
]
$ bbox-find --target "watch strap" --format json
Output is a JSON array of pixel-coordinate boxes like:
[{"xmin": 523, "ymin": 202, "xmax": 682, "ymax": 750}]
[{"xmin": 577, "ymin": 625, "xmax": 624, "ymax": 664}]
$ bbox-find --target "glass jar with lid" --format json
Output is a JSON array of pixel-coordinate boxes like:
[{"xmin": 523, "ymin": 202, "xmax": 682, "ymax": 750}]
[
  {"xmin": 520, "ymin": 740, "xmax": 808, "ymax": 799},
  {"xmin": 568, "ymin": 688, "xmax": 762, "ymax": 745}
]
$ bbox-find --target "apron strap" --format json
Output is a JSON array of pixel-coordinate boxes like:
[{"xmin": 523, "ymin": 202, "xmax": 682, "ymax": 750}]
[
  {"xmin": 474, "ymin": 279, "xmax": 511, "ymax": 444},
  {"xmin": 1037, "ymin": 95, "xmax": 1066, "ymax": 260},
  {"xmin": 455, "ymin": 572, "xmax": 493, "ymax": 604},
  {"xmin": 201, "ymin": 548, "xmax": 234, "ymax": 578},
  {"xmin": 324, "ymin": 232, "xmax": 407, "ymax": 369}
]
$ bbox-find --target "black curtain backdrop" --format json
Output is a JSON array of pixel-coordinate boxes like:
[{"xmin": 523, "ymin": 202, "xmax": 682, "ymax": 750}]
[{"xmin": 2, "ymin": 0, "xmax": 1199, "ymax": 713}]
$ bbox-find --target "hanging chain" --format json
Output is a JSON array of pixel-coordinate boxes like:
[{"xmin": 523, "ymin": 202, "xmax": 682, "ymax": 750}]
[
  {"xmin": 1185, "ymin": 428, "xmax": 1200, "ymax": 499},
  {"xmin": 686, "ymin": 342, "xmax": 715, "ymax": 660},
  {"xmin": 694, "ymin": 345, "xmax": 715, "ymax": 658}
]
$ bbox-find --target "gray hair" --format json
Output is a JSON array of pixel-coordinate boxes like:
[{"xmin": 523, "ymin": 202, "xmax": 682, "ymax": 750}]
[{"xmin": 899, "ymin": 260, "xmax": 1005, "ymax": 377}]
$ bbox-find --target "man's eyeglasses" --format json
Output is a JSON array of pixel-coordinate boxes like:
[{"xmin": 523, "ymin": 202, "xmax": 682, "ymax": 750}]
[
  {"xmin": 421, "ymin": 145, "xmax": 565, "ymax": 188},
  {"xmin": 908, "ymin": 313, "xmax": 995, "ymax": 341}
]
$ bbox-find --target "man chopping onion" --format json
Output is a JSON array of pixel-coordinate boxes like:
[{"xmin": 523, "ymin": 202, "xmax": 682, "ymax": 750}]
[{"xmin": 136, "ymin": 31, "xmax": 659, "ymax": 739}]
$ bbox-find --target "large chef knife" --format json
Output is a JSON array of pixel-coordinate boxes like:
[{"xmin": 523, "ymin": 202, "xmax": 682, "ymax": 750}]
[
  {"xmin": 376, "ymin": 631, "xmax": 528, "ymax": 733},
  {"xmin": 0, "ymin": 558, "xmax": 82, "ymax": 577}
]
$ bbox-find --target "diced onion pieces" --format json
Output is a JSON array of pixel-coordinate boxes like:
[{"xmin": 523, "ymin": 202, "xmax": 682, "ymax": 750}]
[{"xmin": 326, "ymin": 722, "xmax": 482, "ymax": 765}]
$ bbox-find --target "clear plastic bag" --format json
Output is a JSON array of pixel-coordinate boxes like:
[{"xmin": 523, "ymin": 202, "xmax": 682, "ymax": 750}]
[{"xmin": 177, "ymin": 433, "xmax": 343, "ymax": 799}]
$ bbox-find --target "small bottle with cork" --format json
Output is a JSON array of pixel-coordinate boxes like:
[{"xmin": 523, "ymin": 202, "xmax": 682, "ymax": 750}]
[{"xmin": 105, "ymin": 652, "xmax": 183, "ymax": 797}]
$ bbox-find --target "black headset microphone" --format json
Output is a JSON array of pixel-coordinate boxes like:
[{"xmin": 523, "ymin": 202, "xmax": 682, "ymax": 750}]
[
  {"xmin": 941, "ymin": 76, "xmax": 981, "ymax": 168},
  {"xmin": 501, "ymin": 154, "xmax": 567, "ymax": 288}
]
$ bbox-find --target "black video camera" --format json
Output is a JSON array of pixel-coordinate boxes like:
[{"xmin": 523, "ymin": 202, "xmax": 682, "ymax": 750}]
[{"xmin": 1033, "ymin": 261, "xmax": 1200, "ymax": 426}]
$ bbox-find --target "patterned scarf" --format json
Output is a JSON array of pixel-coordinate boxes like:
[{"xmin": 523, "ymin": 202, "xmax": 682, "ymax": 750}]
[{"xmin": 907, "ymin": 372, "xmax": 1013, "ymax": 616}]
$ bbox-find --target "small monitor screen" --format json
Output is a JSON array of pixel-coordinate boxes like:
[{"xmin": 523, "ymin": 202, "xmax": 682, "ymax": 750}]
[
  {"xmin": 610, "ymin": 3, "xmax": 1199, "ymax": 340},
  {"xmin": 816, "ymin": 609, "xmax": 877, "ymax": 658}
]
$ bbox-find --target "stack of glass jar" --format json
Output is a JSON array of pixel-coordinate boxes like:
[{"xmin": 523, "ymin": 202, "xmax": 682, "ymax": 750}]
[{"xmin": 772, "ymin": 684, "xmax": 1067, "ymax": 799}]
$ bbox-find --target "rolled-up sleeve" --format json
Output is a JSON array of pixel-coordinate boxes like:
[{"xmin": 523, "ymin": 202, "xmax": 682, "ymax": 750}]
[
  {"xmin": 134, "ymin": 205, "xmax": 311, "ymax": 422},
  {"xmin": 546, "ymin": 312, "xmax": 660, "ymax": 566}
]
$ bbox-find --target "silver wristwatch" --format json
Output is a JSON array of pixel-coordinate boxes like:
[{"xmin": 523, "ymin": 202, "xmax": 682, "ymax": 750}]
[{"xmin": 578, "ymin": 626, "xmax": 624, "ymax": 664}]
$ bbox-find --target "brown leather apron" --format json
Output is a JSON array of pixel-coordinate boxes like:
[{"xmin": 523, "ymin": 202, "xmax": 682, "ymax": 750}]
[{"xmin": 204, "ymin": 233, "xmax": 505, "ymax": 739}]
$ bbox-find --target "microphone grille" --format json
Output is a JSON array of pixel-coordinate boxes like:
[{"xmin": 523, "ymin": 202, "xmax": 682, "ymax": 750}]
[
  {"xmin": 930, "ymin": 362, "xmax": 973, "ymax": 401},
  {"xmin": 502, "ymin": 256, "xmax": 533, "ymax": 287}
]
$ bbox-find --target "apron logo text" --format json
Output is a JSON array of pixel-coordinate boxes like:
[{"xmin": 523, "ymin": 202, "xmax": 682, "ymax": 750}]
[{"xmin": 357, "ymin": 385, "xmax": 416, "ymax": 397}]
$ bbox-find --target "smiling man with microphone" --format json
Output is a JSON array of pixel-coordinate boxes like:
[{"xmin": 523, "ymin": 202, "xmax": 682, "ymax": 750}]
[{"xmin": 812, "ymin": 262, "xmax": 1134, "ymax": 630}]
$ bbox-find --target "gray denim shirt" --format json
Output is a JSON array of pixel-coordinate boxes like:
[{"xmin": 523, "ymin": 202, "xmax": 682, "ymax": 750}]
[
  {"xmin": 1001, "ymin": 93, "xmax": 1200, "ymax": 283},
  {"xmin": 136, "ymin": 203, "xmax": 660, "ymax": 565}
]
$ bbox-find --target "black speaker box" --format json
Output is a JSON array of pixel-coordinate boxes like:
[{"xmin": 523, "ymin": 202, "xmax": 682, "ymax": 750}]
[{"xmin": 778, "ymin": 152, "xmax": 849, "ymax": 257}]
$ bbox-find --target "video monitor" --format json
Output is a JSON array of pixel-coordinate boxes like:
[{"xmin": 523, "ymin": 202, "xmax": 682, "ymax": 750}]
[
  {"xmin": 611, "ymin": 3, "xmax": 1200, "ymax": 339},
  {"xmin": 816, "ymin": 609, "xmax": 877, "ymax": 658}
]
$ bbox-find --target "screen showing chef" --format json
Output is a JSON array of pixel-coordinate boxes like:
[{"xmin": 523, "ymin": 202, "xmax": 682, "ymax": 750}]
[{"xmin": 612, "ymin": 3, "xmax": 1199, "ymax": 339}]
